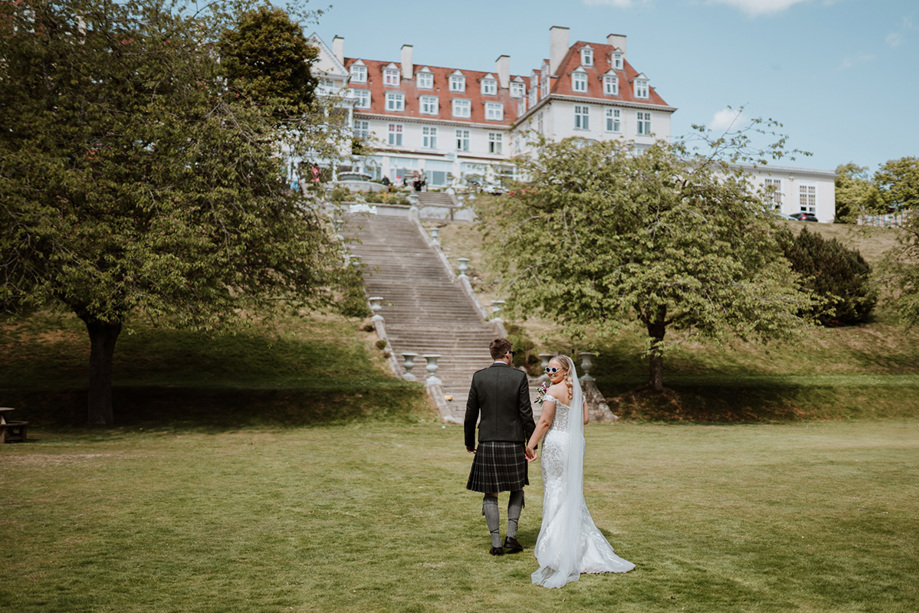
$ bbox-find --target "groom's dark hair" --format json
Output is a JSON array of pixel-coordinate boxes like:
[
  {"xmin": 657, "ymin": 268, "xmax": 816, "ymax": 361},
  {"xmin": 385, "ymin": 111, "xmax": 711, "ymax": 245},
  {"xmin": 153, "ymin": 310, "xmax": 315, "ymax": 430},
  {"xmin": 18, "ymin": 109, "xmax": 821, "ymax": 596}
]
[{"xmin": 489, "ymin": 338, "xmax": 513, "ymax": 360}]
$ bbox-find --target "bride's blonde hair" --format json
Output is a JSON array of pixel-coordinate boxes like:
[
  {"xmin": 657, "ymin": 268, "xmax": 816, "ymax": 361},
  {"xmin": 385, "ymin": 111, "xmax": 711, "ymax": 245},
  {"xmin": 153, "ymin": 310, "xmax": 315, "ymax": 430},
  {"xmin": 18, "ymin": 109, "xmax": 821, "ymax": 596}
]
[{"xmin": 553, "ymin": 354, "xmax": 575, "ymax": 399}]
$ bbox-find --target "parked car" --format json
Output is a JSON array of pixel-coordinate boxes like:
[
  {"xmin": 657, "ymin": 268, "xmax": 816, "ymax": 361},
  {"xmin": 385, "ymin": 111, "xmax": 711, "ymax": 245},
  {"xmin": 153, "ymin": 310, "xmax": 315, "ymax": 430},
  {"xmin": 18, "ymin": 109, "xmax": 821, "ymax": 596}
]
[{"xmin": 790, "ymin": 212, "xmax": 818, "ymax": 222}]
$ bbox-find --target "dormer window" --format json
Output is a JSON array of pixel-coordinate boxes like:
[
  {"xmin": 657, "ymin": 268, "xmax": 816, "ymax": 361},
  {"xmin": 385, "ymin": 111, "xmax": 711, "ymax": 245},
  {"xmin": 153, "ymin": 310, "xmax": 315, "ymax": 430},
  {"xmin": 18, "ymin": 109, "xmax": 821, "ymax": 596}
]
[
  {"xmin": 383, "ymin": 65, "xmax": 399, "ymax": 87},
  {"xmin": 452, "ymin": 98, "xmax": 471, "ymax": 118},
  {"xmin": 612, "ymin": 50, "xmax": 624, "ymax": 70},
  {"xmin": 581, "ymin": 46, "xmax": 593, "ymax": 67},
  {"xmin": 350, "ymin": 62, "xmax": 367, "ymax": 83},
  {"xmin": 482, "ymin": 76, "xmax": 497, "ymax": 96},
  {"xmin": 634, "ymin": 76, "xmax": 649, "ymax": 99},
  {"xmin": 449, "ymin": 71, "xmax": 465, "ymax": 93},
  {"xmin": 603, "ymin": 73, "xmax": 619, "ymax": 96},
  {"xmin": 510, "ymin": 80, "xmax": 524, "ymax": 98},
  {"xmin": 420, "ymin": 95, "xmax": 438, "ymax": 115},
  {"xmin": 572, "ymin": 69, "xmax": 587, "ymax": 93},
  {"xmin": 417, "ymin": 69, "xmax": 433, "ymax": 89},
  {"xmin": 485, "ymin": 102, "xmax": 503, "ymax": 121},
  {"xmin": 385, "ymin": 92, "xmax": 404, "ymax": 112}
]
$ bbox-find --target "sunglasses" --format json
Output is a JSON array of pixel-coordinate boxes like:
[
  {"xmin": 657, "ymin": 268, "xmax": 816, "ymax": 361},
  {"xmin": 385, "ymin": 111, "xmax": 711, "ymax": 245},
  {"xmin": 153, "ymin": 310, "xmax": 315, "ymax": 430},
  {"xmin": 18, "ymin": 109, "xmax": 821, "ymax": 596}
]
[{"xmin": 544, "ymin": 367, "xmax": 561, "ymax": 374}]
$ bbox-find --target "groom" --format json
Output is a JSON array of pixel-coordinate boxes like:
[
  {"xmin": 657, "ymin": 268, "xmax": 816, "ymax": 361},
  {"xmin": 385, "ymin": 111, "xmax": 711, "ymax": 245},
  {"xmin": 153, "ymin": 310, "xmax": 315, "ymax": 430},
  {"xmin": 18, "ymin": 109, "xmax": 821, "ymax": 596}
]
[{"xmin": 464, "ymin": 338, "xmax": 536, "ymax": 556}]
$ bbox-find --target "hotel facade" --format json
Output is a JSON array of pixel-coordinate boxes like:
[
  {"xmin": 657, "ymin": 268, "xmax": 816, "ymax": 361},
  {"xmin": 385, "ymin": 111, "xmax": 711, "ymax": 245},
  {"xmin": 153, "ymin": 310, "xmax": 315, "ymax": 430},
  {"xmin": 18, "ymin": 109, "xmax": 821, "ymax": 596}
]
[{"xmin": 309, "ymin": 26, "xmax": 835, "ymax": 221}]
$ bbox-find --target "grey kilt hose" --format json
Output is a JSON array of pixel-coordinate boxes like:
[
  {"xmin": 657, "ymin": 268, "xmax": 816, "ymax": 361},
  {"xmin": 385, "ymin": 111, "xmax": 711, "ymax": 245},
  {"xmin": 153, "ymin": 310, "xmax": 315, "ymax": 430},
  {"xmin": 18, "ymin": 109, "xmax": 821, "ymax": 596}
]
[{"xmin": 466, "ymin": 441, "xmax": 529, "ymax": 493}]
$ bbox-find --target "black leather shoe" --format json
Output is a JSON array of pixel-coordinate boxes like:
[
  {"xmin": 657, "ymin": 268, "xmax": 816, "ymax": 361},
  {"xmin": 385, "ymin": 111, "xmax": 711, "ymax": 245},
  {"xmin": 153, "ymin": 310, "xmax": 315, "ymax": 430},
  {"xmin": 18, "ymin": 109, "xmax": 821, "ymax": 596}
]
[
  {"xmin": 503, "ymin": 537, "xmax": 523, "ymax": 553},
  {"xmin": 489, "ymin": 546, "xmax": 504, "ymax": 556}
]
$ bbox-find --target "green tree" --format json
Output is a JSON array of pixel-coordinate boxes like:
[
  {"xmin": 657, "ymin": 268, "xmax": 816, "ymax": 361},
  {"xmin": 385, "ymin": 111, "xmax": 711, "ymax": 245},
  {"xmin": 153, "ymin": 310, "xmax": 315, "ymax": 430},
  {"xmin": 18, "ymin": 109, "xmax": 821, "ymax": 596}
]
[
  {"xmin": 0, "ymin": 0, "xmax": 345, "ymax": 425},
  {"xmin": 218, "ymin": 5, "xmax": 318, "ymax": 118},
  {"xmin": 778, "ymin": 227, "xmax": 877, "ymax": 325},
  {"xmin": 478, "ymin": 138, "xmax": 812, "ymax": 392},
  {"xmin": 874, "ymin": 157, "xmax": 919, "ymax": 212},
  {"xmin": 834, "ymin": 163, "xmax": 875, "ymax": 222}
]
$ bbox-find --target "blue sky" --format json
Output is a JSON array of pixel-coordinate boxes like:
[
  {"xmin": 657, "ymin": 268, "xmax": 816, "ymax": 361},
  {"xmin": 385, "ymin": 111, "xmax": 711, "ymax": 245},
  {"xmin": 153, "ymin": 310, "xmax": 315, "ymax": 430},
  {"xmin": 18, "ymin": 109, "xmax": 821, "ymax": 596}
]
[{"xmin": 311, "ymin": 0, "xmax": 917, "ymax": 173}]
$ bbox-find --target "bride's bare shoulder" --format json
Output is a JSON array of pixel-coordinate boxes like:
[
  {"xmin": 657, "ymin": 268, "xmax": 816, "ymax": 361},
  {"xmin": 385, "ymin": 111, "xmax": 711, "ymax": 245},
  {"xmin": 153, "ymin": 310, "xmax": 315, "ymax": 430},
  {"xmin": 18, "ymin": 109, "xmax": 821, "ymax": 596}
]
[{"xmin": 547, "ymin": 383, "xmax": 570, "ymax": 403}]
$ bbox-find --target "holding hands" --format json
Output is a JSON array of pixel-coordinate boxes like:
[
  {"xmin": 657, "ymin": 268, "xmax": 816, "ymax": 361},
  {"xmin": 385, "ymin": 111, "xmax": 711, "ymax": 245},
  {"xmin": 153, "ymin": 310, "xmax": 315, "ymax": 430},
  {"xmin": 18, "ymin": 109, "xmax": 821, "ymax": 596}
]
[{"xmin": 525, "ymin": 445, "xmax": 537, "ymax": 462}]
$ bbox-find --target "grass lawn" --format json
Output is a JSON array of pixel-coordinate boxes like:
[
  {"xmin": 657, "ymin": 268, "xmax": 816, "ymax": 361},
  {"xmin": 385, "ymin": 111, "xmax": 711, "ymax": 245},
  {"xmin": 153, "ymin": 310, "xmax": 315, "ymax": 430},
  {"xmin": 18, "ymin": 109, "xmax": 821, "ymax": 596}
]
[{"xmin": 2, "ymin": 420, "xmax": 918, "ymax": 612}]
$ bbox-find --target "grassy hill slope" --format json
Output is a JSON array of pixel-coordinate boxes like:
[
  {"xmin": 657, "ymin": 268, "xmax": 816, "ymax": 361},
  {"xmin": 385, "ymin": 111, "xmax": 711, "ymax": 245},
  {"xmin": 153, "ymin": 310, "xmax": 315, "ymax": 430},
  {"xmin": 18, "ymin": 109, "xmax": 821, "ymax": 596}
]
[
  {"xmin": 433, "ymin": 215, "xmax": 919, "ymax": 421},
  {"xmin": 0, "ymin": 311, "xmax": 432, "ymax": 430}
]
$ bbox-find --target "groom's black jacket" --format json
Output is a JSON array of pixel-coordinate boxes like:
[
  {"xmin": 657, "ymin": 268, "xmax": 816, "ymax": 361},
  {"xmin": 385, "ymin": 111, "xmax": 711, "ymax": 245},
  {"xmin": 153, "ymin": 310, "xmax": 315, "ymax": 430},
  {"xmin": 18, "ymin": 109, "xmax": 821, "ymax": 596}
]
[{"xmin": 464, "ymin": 362, "xmax": 536, "ymax": 451}]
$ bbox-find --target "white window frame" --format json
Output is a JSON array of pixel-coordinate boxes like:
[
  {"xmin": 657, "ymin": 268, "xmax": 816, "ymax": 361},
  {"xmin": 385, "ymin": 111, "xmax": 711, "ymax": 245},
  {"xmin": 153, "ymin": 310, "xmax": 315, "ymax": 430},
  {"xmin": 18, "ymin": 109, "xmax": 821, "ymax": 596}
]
[
  {"xmin": 417, "ymin": 70, "xmax": 433, "ymax": 89},
  {"xmin": 603, "ymin": 75, "xmax": 619, "ymax": 96},
  {"xmin": 637, "ymin": 111, "xmax": 651, "ymax": 136},
  {"xmin": 488, "ymin": 132, "xmax": 503, "ymax": 155},
  {"xmin": 799, "ymin": 184, "xmax": 816, "ymax": 213},
  {"xmin": 613, "ymin": 51, "xmax": 623, "ymax": 70},
  {"xmin": 423, "ymin": 126, "xmax": 438, "ymax": 149},
  {"xmin": 510, "ymin": 81, "xmax": 524, "ymax": 98},
  {"xmin": 605, "ymin": 108, "xmax": 621, "ymax": 133},
  {"xmin": 353, "ymin": 119, "xmax": 370, "ymax": 139},
  {"xmin": 388, "ymin": 123, "xmax": 403, "ymax": 147},
  {"xmin": 449, "ymin": 74, "xmax": 465, "ymax": 92},
  {"xmin": 537, "ymin": 111, "xmax": 544, "ymax": 134},
  {"xmin": 572, "ymin": 71, "xmax": 587, "ymax": 93},
  {"xmin": 452, "ymin": 99, "xmax": 471, "ymax": 118},
  {"xmin": 351, "ymin": 89, "xmax": 371, "ymax": 109},
  {"xmin": 420, "ymin": 95, "xmax": 438, "ymax": 115},
  {"xmin": 482, "ymin": 77, "xmax": 497, "ymax": 96},
  {"xmin": 581, "ymin": 46, "xmax": 593, "ymax": 67},
  {"xmin": 485, "ymin": 102, "xmax": 503, "ymax": 121},
  {"xmin": 764, "ymin": 178, "xmax": 783, "ymax": 209},
  {"xmin": 383, "ymin": 67, "xmax": 400, "ymax": 87},
  {"xmin": 574, "ymin": 105, "xmax": 590, "ymax": 130},
  {"xmin": 350, "ymin": 64, "xmax": 367, "ymax": 83},
  {"xmin": 456, "ymin": 129, "xmax": 470, "ymax": 152},
  {"xmin": 634, "ymin": 78, "xmax": 649, "ymax": 99},
  {"xmin": 385, "ymin": 91, "xmax": 404, "ymax": 112}
]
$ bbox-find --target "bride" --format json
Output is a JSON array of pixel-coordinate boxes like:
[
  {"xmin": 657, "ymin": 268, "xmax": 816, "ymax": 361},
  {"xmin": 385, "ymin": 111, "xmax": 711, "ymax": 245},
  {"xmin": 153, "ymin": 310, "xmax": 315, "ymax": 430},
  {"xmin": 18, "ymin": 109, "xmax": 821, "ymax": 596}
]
[{"xmin": 525, "ymin": 355, "xmax": 634, "ymax": 588}]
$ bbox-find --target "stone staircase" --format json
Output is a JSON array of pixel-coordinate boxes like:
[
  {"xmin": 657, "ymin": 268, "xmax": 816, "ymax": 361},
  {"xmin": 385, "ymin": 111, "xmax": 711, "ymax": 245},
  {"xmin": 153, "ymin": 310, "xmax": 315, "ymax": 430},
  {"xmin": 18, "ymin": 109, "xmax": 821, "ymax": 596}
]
[
  {"xmin": 415, "ymin": 191, "xmax": 457, "ymax": 208},
  {"xmin": 344, "ymin": 213, "xmax": 501, "ymax": 422}
]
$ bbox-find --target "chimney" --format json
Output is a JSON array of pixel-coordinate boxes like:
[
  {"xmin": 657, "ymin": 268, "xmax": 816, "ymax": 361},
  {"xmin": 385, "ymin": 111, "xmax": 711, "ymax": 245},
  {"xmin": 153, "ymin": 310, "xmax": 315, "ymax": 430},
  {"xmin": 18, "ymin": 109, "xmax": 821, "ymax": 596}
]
[
  {"xmin": 549, "ymin": 26, "xmax": 569, "ymax": 76},
  {"xmin": 332, "ymin": 36, "xmax": 344, "ymax": 64},
  {"xmin": 496, "ymin": 55, "xmax": 510, "ymax": 89},
  {"xmin": 401, "ymin": 44, "xmax": 414, "ymax": 80},
  {"xmin": 606, "ymin": 33, "xmax": 627, "ymax": 58}
]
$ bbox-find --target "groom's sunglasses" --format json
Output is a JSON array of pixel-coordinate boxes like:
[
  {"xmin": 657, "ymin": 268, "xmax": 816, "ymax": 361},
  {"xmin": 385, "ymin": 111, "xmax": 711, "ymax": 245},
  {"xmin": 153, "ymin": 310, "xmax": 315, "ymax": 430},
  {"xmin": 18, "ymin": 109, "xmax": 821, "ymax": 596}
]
[{"xmin": 544, "ymin": 367, "xmax": 560, "ymax": 374}]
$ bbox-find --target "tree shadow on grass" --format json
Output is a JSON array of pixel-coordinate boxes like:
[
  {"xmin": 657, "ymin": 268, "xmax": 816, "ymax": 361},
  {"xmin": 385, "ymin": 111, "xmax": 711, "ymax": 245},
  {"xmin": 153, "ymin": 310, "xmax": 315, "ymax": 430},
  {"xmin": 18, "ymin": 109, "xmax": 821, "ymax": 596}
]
[
  {"xmin": 600, "ymin": 379, "xmax": 919, "ymax": 423},
  {"xmin": 7, "ymin": 383, "xmax": 430, "ymax": 434}
]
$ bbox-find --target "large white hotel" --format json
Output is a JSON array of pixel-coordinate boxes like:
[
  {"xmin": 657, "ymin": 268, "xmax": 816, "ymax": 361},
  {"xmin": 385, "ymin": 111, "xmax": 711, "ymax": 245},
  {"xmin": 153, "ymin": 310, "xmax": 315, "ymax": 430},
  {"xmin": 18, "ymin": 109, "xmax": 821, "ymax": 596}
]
[{"xmin": 310, "ymin": 26, "xmax": 835, "ymax": 221}]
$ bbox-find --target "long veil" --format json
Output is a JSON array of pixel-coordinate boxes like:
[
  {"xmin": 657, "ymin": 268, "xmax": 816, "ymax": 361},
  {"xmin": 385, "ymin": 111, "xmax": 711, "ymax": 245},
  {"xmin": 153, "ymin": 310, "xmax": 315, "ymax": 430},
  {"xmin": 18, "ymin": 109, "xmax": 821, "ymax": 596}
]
[{"xmin": 532, "ymin": 361, "xmax": 586, "ymax": 588}]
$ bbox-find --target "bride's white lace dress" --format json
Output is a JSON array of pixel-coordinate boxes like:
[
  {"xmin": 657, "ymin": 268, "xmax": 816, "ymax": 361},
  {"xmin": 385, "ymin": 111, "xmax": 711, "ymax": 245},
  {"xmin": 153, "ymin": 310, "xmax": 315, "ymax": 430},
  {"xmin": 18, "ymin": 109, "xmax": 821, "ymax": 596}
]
[{"xmin": 532, "ymin": 392, "xmax": 634, "ymax": 588}]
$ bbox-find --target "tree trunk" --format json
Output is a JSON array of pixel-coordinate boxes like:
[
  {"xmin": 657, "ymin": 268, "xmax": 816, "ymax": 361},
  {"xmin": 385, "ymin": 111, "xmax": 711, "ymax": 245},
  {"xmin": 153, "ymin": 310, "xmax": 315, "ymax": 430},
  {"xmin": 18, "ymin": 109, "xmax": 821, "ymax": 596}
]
[
  {"xmin": 646, "ymin": 308, "xmax": 667, "ymax": 393},
  {"xmin": 84, "ymin": 318, "xmax": 122, "ymax": 426}
]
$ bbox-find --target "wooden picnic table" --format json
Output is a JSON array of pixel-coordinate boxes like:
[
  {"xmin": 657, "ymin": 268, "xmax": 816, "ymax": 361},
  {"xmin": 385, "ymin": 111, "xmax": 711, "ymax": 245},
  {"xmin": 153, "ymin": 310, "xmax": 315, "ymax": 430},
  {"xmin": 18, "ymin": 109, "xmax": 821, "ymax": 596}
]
[{"xmin": 0, "ymin": 407, "xmax": 27, "ymax": 443}]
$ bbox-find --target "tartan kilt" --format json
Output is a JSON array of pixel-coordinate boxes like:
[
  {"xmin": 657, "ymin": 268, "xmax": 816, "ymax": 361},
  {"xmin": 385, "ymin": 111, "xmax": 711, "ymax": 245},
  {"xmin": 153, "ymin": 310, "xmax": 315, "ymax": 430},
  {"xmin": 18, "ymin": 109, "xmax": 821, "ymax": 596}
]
[{"xmin": 466, "ymin": 441, "xmax": 529, "ymax": 493}]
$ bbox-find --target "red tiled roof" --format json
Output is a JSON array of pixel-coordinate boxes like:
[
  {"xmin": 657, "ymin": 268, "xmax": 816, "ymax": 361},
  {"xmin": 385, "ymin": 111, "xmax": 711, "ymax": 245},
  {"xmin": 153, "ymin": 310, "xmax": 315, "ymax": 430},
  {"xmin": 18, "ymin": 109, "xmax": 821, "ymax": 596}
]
[
  {"xmin": 550, "ymin": 41, "xmax": 670, "ymax": 107},
  {"xmin": 345, "ymin": 58, "xmax": 530, "ymax": 126}
]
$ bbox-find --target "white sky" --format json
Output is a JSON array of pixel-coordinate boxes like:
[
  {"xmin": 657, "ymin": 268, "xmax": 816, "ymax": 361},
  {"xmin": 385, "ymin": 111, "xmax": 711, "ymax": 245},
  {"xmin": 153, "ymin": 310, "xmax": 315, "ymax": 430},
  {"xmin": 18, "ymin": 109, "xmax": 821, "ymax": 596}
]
[{"xmin": 312, "ymin": 0, "xmax": 918, "ymax": 172}]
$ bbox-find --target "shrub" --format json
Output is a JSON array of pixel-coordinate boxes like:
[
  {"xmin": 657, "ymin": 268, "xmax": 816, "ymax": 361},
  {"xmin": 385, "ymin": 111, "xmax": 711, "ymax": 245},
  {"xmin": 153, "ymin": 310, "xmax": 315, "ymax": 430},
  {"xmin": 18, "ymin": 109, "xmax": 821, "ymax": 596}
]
[
  {"xmin": 778, "ymin": 227, "xmax": 877, "ymax": 326},
  {"xmin": 504, "ymin": 322, "xmax": 541, "ymax": 376},
  {"xmin": 334, "ymin": 264, "xmax": 371, "ymax": 319},
  {"xmin": 365, "ymin": 191, "xmax": 410, "ymax": 205},
  {"xmin": 329, "ymin": 185, "xmax": 352, "ymax": 203}
]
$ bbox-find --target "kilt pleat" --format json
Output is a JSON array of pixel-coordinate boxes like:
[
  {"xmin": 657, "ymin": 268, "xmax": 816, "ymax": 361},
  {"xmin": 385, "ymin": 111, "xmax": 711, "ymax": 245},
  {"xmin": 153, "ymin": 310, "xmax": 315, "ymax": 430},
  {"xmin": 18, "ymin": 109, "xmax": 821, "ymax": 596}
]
[{"xmin": 466, "ymin": 441, "xmax": 528, "ymax": 493}]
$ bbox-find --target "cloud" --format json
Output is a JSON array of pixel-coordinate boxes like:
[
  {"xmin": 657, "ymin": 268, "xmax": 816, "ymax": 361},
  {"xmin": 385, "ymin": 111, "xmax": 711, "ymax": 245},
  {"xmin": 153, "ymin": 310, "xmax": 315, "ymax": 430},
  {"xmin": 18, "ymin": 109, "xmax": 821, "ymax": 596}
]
[
  {"xmin": 838, "ymin": 53, "xmax": 875, "ymax": 70},
  {"xmin": 706, "ymin": 0, "xmax": 811, "ymax": 17},
  {"xmin": 708, "ymin": 108, "xmax": 747, "ymax": 132},
  {"xmin": 886, "ymin": 15, "xmax": 916, "ymax": 47},
  {"xmin": 583, "ymin": 0, "xmax": 649, "ymax": 8}
]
